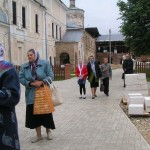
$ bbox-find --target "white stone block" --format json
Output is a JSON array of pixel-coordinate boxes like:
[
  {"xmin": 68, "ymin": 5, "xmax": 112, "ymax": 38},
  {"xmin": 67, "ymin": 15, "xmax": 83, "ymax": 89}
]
[
  {"xmin": 141, "ymin": 90, "xmax": 148, "ymax": 96},
  {"xmin": 144, "ymin": 97, "xmax": 150, "ymax": 106},
  {"xmin": 138, "ymin": 73, "xmax": 146, "ymax": 80},
  {"xmin": 125, "ymin": 73, "xmax": 147, "ymax": 86},
  {"xmin": 128, "ymin": 93, "xmax": 143, "ymax": 96},
  {"xmin": 125, "ymin": 74, "xmax": 138, "ymax": 78},
  {"xmin": 138, "ymin": 79, "xmax": 147, "ymax": 85},
  {"xmin": 126, "ymin": 85, "xmax": 141, "ymax": 91},
  {"xmin": 128, "ymin": 96, "xmax": 144, "ymax": 104},
  {"xmin": 128, "ymin": 104, "xmax": 144, "ymax": 115},
  {"xmin": 145, "ymin": 106, "xmax": 150, "ymax": 112},
  {"xmin": 126, "ymin": 80, "xmax": 138, "ymax": 86},
  {"xmin": 126, "ymin": 90, "xmax": 148, "ymax": 96},
  {"xmin": 126, "ymin": 84, "xmax": 148, "ymax": 91},
  {"xmin": 125, "ymin": 74, "xmax": 138, "ymax": 85},
  {"xmin": 140, "ymin": 84, "xmax": 148, "ymax": 90},
  {"xmin": 125, "ymin": 93, "xmax": 142, "ymax": 103},
  {"xmin": 124, "ymin": 92, "xmax": 143, "ymax": 103}
]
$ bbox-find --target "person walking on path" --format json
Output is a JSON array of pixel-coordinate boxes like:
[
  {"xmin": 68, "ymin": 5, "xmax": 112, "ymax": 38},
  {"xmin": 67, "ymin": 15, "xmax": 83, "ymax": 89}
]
[
  {"xmin": 19, "ymin": 49, "xmax": 55, "ymax": 143},
  {"xmin": 75, "ymin": 60, "xmax": 88, "ymax": 99},
  {"xmin": 100, "ymin": 58, "xmax": 112, "ymax": 96},
  {"xmin": 122, "ymin": 53, "xmax": 126, "ymax": 64},
  {"xmin": 87, "ymin": 55, "xmax": 102, "ymax": 99},
  {"xmin": 122, "ymin": 53, "xmax": 133, "ymax": 87},
  {"xmin": 0, "ymin": 43, "xmax": 20, "ymax": 150}
]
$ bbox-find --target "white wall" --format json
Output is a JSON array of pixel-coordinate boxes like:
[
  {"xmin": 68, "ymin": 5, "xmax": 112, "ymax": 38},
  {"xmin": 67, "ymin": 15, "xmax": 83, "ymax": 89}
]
[{"xmin": 0, "ymin": 0, "xmax": 68, "ymax": 65}]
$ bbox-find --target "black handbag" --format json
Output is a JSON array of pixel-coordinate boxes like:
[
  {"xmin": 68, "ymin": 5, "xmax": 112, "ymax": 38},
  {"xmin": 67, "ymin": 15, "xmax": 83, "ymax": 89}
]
[
  {"xmin": 78, "ymin": 79, "xmax": 86, "ymax": 84},
  {"xmin": 122, "ymin": 73, "xmax": 124, "ymax": 79},
  {"xmin": 100, "ymin": 84, "xmax": 104, "ymax": 92}
]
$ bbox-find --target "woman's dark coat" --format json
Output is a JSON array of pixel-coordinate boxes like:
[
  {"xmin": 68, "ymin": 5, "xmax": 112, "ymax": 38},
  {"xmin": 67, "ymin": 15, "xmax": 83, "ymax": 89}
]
[{"xmin": 0, "ymin": 61, "xmax": 20, "ymax": 150}]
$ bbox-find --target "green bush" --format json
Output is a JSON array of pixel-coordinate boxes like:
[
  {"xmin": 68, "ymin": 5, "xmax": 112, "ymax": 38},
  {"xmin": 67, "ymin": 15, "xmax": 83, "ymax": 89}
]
[{"xmin": 147, "ymin": 78, "xmax": 150, "ymax": 82}]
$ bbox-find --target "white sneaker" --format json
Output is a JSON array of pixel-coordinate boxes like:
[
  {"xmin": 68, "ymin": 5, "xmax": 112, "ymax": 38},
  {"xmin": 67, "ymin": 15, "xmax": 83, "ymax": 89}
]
[
  {"xmin": 79, "ymin": 96, "xmax": 82, "ymax": 99},
  {"xmin": 47, "ymin": 131, "xmax": 53, "ymax": 140},
  {"xmin": 83, "ymin": 95, "xmax": 86, "ymax": 99},
  {"xmin": 31, "ymin": 136, "xmax": 43, "ymax": 143}
]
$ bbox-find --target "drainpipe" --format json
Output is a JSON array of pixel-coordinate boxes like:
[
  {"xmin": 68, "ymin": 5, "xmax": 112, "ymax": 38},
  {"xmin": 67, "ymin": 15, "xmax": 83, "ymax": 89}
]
[
  {"xmin": 7, "ymin": 0, "xmax": 12, "ymax": 62},
  {"xmin": 109, "ymin": 29, "xmax": 111, "ymax": 64},
  {"xmin": 45, "ymin": 11, "xmax": 48, "ymax": 60},
  {"xmin": 34, "ymin": 0, "xmax": 47, "ymax": 60}
]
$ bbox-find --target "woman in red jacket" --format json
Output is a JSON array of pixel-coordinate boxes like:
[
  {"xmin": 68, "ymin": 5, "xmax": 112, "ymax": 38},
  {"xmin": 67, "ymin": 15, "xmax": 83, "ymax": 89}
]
[{"xmin": 75, "ymin": 60, "xmax": 88, "ymax": 99}]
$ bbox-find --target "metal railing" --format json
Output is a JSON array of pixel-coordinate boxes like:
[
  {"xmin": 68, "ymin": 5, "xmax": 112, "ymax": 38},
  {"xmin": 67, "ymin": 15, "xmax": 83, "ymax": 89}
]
[
  {"xmin": 135, "ymin": 62, "xmax": 150, "ymax": 78},
  {"xmin": 14, "ymin": 64, "xmax": 65, "ymax": 80}
]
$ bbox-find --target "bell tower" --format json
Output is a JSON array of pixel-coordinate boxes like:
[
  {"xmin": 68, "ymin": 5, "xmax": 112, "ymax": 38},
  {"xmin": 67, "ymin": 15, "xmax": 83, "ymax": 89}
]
[
  {"xmin": 67, "ymin": 0, "xmax": 84, "ymax": 28},
  {"xmin": 70, "ymin": 0, "xmax": 75, "ymax": 7}
]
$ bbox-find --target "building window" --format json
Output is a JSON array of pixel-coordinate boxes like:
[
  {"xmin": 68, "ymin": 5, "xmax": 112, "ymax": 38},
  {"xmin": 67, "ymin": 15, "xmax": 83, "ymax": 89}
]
[
  {"xmin": 54, "ymin": 57, "xmax": 56, "ymax": 65},
  {"xmin": 56, "ymin": 25, "xmax": 58, "ymax": 39},
  {"xmin": 12, "ymin": 1, "xmax": 17, "ymax": 25},
  {"xmin": 48, "ymin": 24, "xmax": 51, "ymax": 36},
  {"xmin": 22, "ymin": 7, "xmax": 26, "ymax": 28},
  {"xmin": 52, "ymin": 23, "xmax": 54, "ymax": 38},
  {"xmin": 59, "ymin": 27, "xmax": 61, "ymax": 40},
  {"xmin": 35, "ymin": 14, "xmax": 38, "ymax": 33},
  {"xmin": 49, "ymin": 56, "xmax": 52, "ymax": 65},
  {"xmin": 60, "ymin": 53, "xmax": 70, "ymax": 64}
]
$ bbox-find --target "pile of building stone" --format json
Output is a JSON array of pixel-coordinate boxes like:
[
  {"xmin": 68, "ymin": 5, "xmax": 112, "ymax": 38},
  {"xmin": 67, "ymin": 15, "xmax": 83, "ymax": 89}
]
[
  {"xmin": 120, "ymin": 74, "xmax": 150, "ymax": 144},
  {"xmin": 120, "ymin": 101, "xmax": 150, "ymax": 144},
  {"xmin": 124, "ymin": 73, "xmax": 150, "ymax": 115}
]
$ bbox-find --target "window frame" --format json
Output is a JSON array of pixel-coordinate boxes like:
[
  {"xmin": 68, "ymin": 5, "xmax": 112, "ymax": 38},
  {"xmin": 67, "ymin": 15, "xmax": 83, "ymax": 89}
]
[
  {"xmin": 12, "ymin": 1, "xmax": 17, "ymax": 25},
  {"xmin": 22, "ymin": 6, "xmax": 26, "ymax": 28}
]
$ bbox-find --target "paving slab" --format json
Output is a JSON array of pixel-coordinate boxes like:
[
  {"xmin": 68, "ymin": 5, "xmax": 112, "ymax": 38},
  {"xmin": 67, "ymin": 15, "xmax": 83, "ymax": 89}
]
[{"xmin": 16, "ymin": 69, "xmax": 150, "ymax": 150}]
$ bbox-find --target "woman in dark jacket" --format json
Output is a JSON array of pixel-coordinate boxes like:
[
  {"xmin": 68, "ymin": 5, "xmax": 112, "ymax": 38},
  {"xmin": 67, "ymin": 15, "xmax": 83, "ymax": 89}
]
[
  {"xmin": 0, "ymin": 43, "xmax": 20, "ymax": 150},
  {"xmin": 87, "ymin": 55, "xmax": 102, "ymax": 99}
]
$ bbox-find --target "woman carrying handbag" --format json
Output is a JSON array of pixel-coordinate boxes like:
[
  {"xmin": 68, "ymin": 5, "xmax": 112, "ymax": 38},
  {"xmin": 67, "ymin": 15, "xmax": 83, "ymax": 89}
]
[
  {"xmin": 75, "ymin": 60, "xmax": 88, "ymax": 99},
  {"xmin": 19, "ymin": 49, "xmax": 55, "ymax": 143},
  {"xmin": 87, "ymin": 55, "xmax": 102, "ymax": 99}
]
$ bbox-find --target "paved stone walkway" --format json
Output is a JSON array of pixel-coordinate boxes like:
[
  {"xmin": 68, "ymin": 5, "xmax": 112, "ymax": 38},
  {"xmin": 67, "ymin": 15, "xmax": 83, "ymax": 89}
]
[{"xmin": 17, "ymin": 69, "xmax": 150, "ymax": 150}]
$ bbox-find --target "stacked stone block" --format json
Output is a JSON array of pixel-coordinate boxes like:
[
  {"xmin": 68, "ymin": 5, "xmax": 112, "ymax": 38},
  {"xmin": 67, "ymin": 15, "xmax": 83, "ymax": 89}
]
[{"xmin": 125, "ymin": 73, "xmax": 148, "ymax": 115}]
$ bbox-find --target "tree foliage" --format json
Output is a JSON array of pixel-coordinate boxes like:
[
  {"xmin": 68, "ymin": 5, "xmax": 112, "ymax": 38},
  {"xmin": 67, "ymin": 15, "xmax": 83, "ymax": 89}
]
[{"xmin": 117, "ymin": 0, "xmax": 150, "ymax": 56}]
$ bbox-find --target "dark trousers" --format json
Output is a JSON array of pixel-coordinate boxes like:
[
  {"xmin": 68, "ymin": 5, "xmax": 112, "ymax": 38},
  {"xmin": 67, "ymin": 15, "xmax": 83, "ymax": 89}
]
[
  {"xmin": 79, "ymin": 84, "xmax": 86, "ymax": 95},
  {"xmin": 102, "ymin": 77, "xmax": 109, "ymax": 94},
  {"xmin": 124, "ymin": 76, "xmax": 126, "ymax": 87}
]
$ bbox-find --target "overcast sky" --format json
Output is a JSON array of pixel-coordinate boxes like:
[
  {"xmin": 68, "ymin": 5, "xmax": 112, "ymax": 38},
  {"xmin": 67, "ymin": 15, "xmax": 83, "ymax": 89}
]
[{"xmin": 61, "ymin": 0, "xmax": 123, "ymax": 35}]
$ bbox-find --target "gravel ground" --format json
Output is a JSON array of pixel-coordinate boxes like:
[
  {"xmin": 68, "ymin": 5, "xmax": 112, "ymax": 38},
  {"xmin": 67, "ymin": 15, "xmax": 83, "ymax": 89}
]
[
  {"xmin": 120, "ymin": 102, "xmax": 150, "ymax": 145},
  {"xmin": 120, "ymin": 84, "xmax": 150, "ymax": 145}
]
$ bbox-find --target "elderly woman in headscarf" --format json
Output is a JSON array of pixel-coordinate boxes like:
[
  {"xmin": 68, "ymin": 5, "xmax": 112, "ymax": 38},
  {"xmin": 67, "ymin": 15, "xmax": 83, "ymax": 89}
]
[
  {"xmin": 0, "ymin": 43, "xmax": 20, "ymax": 150},
  {"xmin": 19, "ymin": 49, "xmax": 55, "ymax": 143}
]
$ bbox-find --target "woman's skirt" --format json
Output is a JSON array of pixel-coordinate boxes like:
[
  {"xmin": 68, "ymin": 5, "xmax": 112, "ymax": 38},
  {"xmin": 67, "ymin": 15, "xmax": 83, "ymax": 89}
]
[
  {"xmin": 90, "ymin": 77, "xmax": 99, "ymax": 88},
  {"xmin": 26, "ymin": 104, "xmax": 55, "ymax": 129}
]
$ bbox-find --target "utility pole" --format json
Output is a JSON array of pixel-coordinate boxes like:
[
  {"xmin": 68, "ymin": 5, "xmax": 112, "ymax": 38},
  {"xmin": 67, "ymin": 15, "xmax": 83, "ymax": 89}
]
[{"xmin": 109, "ymin": 29, "xmax": 111, "ymax": 64}]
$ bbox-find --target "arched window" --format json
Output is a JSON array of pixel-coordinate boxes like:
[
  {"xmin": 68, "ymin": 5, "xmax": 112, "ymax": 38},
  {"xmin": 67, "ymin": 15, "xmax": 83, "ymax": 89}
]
[{"xmin": 60, "ymin": 53, "xmax": 70, "ymax": 64}]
